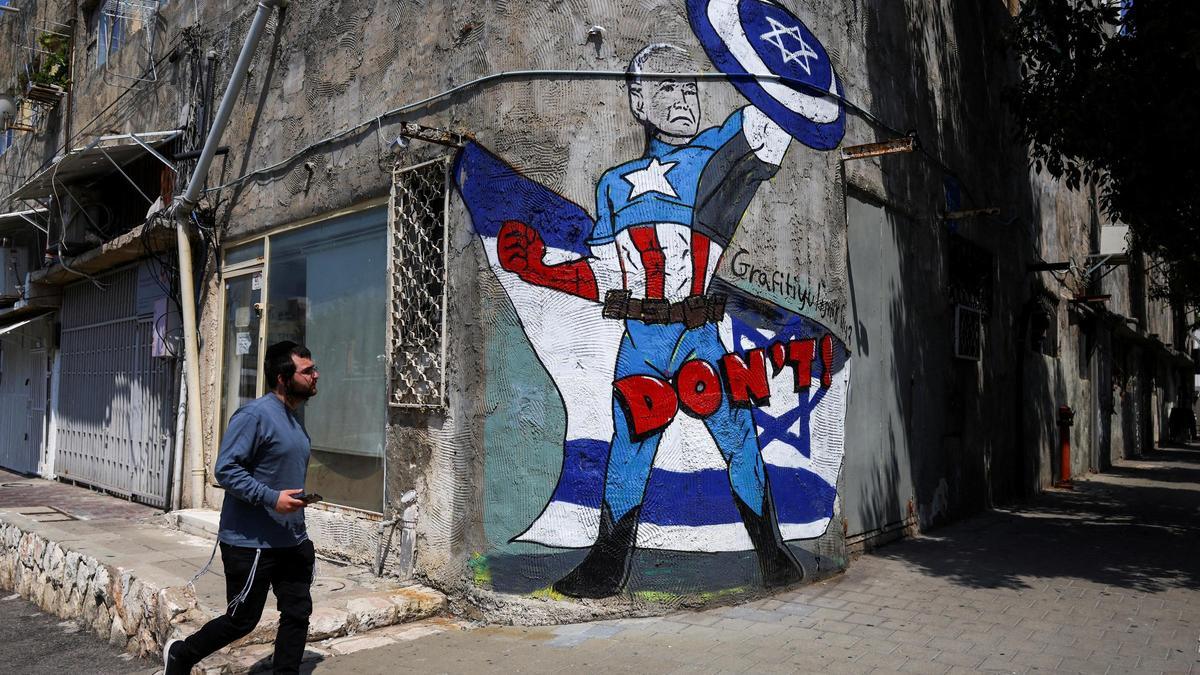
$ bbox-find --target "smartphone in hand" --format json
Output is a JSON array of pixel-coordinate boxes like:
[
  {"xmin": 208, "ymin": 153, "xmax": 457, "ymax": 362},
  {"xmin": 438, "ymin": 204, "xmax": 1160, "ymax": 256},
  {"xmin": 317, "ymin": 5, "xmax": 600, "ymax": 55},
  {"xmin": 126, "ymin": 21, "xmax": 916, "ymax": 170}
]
[{"xmin": 296, "ymin": 492, "xmax": 323, "ymax": 505}]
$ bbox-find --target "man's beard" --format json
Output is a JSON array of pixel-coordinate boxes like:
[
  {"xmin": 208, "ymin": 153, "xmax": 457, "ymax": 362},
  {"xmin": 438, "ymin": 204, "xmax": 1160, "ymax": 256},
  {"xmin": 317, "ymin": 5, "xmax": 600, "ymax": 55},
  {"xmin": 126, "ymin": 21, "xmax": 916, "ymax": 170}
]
[{"xmin": 285, "ymin": 378, "xmax": 315, "ymax": 400}]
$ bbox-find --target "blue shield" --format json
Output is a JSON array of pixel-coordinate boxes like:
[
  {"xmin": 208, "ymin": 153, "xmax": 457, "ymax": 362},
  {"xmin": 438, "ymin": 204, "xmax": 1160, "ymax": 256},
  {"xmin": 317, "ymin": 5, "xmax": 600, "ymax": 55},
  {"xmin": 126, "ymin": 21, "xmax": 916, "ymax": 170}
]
[{"xmin": 688, "ymin": 0, "xmax": 846, "ymax": 150}]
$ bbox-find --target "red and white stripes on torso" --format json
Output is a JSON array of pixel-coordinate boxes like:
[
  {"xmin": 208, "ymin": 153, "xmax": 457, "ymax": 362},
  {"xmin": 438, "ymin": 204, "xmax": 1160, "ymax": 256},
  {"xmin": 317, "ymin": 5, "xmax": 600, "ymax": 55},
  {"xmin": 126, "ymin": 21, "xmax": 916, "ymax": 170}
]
[{"xmin": 609, "ymin": 222, "xmax": 723, "ymax": 302}]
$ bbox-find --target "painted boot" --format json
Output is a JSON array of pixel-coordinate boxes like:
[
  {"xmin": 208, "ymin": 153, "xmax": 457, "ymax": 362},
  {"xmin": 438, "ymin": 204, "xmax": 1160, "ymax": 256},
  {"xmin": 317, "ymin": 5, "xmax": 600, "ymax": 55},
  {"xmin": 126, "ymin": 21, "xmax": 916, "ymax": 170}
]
[
  {"xmin": 552, "ymin": 504, "xmax": 641, "ymax": 599},
  {"xmin": 734, "ymin": 483, "xmax": 805, "ymax": 588}
]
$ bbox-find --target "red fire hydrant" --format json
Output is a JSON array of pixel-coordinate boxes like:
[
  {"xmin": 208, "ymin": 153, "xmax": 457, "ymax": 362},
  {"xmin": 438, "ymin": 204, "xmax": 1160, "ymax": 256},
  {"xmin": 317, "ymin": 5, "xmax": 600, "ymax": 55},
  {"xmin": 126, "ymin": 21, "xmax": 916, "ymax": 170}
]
[{"xmin": 1056, "ymin": 405, "xmax": 1075, "ymax": 489}]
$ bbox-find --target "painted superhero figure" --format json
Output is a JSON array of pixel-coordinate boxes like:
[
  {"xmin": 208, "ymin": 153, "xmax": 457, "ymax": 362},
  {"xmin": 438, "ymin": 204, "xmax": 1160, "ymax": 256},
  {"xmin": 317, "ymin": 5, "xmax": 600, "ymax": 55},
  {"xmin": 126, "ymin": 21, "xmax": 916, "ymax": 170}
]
[{"xmin": 497, "ymin": 43, "xmax": 803, "ymax": 598}]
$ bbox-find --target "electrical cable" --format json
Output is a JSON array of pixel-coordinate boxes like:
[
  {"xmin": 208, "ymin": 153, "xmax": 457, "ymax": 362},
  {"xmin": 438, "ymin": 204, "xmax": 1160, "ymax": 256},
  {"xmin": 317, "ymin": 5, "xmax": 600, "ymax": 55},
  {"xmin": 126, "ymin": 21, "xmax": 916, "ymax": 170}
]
[
  {"xmin": 203, "ymin": 67, "xmax": 909, "ymax": 194},
  {"xmin": 18, "ymin": 0, "xmax": 259, "ymax": 183}
]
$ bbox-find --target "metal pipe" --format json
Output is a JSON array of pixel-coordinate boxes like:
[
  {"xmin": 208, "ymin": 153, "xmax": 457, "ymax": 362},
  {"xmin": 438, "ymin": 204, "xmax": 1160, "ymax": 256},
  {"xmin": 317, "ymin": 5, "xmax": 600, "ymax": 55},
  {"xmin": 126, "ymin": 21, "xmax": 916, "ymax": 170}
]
[
  {"xmin": 177, "ymin": 0, "xmax": 282, "ymax": 215},
  {"xmin": 170, "ymin": 360, "xmax": 187, "ymax": 511},
  {"xmin": 375, "ymin": 489, "xmax": 418, "ymax": 577},
  {"xmin": 173, "ymin": 0, "xmax": 283, "ymax": 508},
  {"xmin": 176, "ymin": 211, "xmax": 206, "ymax": 507},
  {"xmin": 373, "ymin": 516, "xmax": 400, "ymax": 577}
]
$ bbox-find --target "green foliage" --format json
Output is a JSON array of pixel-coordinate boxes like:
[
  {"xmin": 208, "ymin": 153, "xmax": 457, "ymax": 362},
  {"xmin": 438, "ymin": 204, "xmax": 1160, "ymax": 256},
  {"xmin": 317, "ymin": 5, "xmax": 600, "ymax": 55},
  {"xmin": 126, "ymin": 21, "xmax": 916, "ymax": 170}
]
[
  {"xmin": 1007, "ymin": 0, "xmax": 1200, "ymax": 311},
  {"xmin": 30, "ymin": 32, "xmax": 71, "ymax": 89}
]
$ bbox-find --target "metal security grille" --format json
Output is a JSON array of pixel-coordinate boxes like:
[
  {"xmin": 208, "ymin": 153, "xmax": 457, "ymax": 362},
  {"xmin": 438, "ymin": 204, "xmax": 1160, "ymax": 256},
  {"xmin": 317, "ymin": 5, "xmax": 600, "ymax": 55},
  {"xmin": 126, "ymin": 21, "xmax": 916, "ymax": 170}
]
[
  {"xmin": 54, "ymin": 264, "xmax": 178, "ymax": 507},
  {"xmin": 387, "ymin": 157, "xmax": 449, "ymax": 408},
  {"xmin": 954, "ymin": 304, "xmax": 984, "ymax": 361}
]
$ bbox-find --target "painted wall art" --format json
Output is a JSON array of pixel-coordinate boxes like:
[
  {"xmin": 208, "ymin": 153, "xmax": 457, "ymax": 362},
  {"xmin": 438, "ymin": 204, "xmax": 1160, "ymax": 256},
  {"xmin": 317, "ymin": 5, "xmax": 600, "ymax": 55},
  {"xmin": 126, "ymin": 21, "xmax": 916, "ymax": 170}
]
[{"xmin": 456, "ymin": 0, "xmax": 850, "ymax": 599}]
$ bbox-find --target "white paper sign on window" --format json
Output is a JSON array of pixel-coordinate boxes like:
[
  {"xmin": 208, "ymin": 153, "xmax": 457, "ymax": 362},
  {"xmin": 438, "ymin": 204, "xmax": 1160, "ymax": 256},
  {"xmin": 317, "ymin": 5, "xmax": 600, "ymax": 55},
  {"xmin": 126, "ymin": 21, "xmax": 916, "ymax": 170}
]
[{"xmin": 236, "ymin": 332, "xmax": 252, "ymax": 355}]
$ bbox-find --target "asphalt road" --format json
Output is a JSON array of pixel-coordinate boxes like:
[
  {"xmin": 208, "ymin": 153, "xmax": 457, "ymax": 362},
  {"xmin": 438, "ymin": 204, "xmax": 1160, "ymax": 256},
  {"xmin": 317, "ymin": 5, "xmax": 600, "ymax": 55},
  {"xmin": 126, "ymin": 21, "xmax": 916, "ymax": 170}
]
[{"xmin": 0, "ymin": 592, "xmax": 157, "ymax": 675}]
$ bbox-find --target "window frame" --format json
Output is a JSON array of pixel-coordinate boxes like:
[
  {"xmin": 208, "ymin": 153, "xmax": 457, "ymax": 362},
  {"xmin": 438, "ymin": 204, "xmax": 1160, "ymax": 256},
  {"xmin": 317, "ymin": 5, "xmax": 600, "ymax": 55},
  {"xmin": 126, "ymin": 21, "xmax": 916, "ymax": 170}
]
[
  {"xmin": 214, "ymin": 197, "xmax": 389, "ymax": 513},
  {"xmin": 0, "ymin": 129, "xmax": 15, "ymax": 156}
]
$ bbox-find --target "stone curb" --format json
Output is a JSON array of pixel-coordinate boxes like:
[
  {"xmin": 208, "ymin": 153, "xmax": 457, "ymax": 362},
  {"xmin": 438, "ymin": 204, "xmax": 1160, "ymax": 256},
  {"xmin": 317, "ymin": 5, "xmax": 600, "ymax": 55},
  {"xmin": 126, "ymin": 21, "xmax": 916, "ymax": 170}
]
[
  {"xmin": 0, "ymin": 516, "xmax": 448, "ymax": 672},
  {"xmin": 0, "ymin": 518, "xmax": 199, "ymax": 656}
]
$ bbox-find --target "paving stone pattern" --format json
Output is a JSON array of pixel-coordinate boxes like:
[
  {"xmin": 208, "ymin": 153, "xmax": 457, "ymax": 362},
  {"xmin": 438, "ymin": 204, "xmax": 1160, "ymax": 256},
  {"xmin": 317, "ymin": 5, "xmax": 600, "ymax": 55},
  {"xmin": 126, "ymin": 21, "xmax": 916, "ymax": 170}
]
[
  {"xmin": 321, "ymin": 444, "xmax": 1200, "ymax": 674},
  {"xmin": 0, "ymin": 470, "xmax": 160, "ymax": 522}
]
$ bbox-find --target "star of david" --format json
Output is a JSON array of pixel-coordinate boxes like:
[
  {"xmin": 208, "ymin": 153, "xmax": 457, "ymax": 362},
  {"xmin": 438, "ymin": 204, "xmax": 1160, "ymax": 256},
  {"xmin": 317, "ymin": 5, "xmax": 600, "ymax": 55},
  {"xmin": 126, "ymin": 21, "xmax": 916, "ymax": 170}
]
[
  {"xmin": 730, "ymin": 316, "xmax": 828, "ymax": 456},
  {"xmin": 623, "ymin": 158, "xmax": 679, "ymax": 199},
  {"xmin": 759, "ymin": 16, "xmax": 820, "ymax": 76}
]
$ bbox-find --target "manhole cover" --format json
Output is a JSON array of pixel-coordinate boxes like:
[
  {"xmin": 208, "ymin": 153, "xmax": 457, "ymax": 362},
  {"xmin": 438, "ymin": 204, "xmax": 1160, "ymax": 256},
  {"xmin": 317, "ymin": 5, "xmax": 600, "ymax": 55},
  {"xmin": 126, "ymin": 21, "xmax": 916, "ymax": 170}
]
[{"xmin": 311, "ymin": 577, "xmax": 346, "ymax": 593}]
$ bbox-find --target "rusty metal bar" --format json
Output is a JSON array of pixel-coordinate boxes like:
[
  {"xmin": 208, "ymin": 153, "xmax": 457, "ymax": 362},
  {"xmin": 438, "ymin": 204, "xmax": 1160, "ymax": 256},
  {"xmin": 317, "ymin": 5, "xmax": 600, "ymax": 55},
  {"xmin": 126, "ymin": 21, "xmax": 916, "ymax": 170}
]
[{"xmin": 839, "ymin": 135, "xmax": 917, "ymax": 161}]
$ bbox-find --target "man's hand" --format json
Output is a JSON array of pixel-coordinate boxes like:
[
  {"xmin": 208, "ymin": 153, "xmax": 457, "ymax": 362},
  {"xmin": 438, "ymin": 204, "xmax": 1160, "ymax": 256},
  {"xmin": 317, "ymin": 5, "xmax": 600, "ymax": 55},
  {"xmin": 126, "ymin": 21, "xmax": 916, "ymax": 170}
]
[
  {"xmin": 274, "ymin": 489, "xmax": 307, "ymax": 514},
  {"xmin": 498, "ymin": 220, "xmax": 546, "ymax": 275}
]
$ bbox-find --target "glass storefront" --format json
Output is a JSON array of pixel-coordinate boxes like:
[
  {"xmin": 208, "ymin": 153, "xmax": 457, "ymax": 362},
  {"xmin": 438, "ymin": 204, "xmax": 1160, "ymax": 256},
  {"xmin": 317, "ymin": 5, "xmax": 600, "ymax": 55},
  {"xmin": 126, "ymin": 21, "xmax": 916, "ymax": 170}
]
[
  {"xmin": 219, "ymin": 206, "xmax": 387, "ymax": 512},
  {"xmin": 219, "ymin": 271, "xmax": 262, "ymax": 428}
]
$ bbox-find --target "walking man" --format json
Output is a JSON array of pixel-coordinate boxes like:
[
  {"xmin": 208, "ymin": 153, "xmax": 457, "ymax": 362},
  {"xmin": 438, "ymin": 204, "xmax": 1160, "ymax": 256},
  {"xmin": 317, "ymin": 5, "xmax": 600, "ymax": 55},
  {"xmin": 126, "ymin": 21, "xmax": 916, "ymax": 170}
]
[{"xmin": 165, "ymin": 341, "xmax": 319, "ymax": 674}]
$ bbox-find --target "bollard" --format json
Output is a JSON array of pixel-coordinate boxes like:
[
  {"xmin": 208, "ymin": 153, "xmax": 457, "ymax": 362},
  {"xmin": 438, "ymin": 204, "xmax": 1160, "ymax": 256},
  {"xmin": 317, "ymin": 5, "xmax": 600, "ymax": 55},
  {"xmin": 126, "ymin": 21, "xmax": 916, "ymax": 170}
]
[{"xmin": 1056, "ymin": 405, "xmax": 1075, "ymax": 489}]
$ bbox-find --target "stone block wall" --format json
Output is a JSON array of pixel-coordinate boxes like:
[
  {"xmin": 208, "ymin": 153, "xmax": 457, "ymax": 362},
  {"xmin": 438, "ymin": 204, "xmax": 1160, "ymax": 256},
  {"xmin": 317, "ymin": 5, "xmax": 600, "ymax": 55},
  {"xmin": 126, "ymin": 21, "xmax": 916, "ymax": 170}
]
[{"xmin": 0, "ymin": 520, "xmax": 200, "ymax": 657}]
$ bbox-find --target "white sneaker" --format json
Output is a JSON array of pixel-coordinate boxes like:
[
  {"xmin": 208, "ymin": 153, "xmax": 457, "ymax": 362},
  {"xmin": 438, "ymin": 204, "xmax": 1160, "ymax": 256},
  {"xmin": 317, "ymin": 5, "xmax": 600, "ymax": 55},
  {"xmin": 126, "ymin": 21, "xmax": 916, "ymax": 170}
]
[{"xmin": 163, "ymin": 638, "xmax": 190, "ymax": 675}]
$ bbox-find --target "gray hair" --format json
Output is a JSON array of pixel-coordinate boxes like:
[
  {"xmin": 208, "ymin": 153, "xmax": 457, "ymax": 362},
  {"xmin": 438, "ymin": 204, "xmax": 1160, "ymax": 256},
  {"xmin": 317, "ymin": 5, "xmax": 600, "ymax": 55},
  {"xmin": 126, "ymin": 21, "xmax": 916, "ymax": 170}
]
[{"xmin": 626, "ymin": 43, "xmax": 696, "ymax": 89}]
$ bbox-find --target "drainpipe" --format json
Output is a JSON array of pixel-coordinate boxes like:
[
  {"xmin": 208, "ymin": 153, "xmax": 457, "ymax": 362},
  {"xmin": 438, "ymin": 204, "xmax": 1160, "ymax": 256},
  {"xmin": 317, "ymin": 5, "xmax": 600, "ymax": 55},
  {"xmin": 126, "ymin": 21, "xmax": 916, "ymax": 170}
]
[
  {"xmin": 376, "ymin": 490, "xmax": 418, "ymax": 577},
  {"xmin": 170, "ymin": 363, "xmax": 187, "ymax": 511},
  {"xmin": 171, "ymin": 0, "xmax": 285, "ymax": 508}
]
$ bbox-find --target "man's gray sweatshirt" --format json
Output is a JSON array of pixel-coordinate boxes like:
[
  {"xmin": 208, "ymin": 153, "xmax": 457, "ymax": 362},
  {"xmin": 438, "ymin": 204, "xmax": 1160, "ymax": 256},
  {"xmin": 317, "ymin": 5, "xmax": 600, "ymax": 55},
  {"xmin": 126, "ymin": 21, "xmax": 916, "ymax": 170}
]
[{"xmin": 215, "ymin": 393, "xmax": 311, "ymax": 548}]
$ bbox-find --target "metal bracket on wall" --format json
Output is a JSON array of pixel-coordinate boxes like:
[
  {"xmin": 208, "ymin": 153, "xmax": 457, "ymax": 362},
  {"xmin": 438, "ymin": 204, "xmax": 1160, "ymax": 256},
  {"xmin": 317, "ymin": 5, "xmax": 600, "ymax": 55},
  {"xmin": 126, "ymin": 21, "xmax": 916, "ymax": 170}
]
[
  {"xmin": 942, "ymin": 207, "xmax": 1000, "ymax": 221},
  {"xmin": 840, "ymin": 134, "xmax": 917, "ymax": 161},
  {"xmin": 396, "ymin": 122, "xmax": 473, "ymax": 149},
  {"xmin": 1083, "ymin": 253, "xmax": 1127, "ymax": 282}
]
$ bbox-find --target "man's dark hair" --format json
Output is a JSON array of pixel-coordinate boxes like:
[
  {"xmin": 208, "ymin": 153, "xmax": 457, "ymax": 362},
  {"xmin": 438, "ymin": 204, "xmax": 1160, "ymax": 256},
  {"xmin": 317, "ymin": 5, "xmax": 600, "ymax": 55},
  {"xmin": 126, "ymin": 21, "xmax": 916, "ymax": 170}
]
[{"xmin": 264, "ymin": 341, "xmax": 311, "ymax": 390}]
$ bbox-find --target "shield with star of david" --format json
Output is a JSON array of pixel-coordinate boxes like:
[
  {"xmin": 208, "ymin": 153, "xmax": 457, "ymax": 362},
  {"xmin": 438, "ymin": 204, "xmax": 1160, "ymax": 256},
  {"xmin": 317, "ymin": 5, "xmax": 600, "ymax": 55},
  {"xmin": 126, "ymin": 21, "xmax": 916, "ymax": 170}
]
[{"xmin": 688, "ymin": 0, "xmax": 846, "ymax": 150}]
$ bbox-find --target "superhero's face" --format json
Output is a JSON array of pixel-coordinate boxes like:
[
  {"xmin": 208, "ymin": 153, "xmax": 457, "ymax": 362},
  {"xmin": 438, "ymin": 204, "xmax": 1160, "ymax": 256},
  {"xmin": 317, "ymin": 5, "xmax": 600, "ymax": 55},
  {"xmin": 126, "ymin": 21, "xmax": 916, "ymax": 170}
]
[{"xmin": 631, "ymin": 78, "xmax": 700, "ymax": 141}]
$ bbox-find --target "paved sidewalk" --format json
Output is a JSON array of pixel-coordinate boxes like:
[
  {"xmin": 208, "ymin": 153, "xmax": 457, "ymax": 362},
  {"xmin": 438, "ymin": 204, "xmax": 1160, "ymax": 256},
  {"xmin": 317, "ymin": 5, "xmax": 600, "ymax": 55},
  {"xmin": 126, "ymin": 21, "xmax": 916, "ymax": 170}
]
[
  {"xmin": 0, "ymin": 469, "xmax": 448, "ymax": 673},
  {"xmin": 321, "ymin": 444, "xmax": 1200, "ymax": 674},
  {"xmin": 0, "ymin": 471, "xmax": 161, "ymax": 521}
]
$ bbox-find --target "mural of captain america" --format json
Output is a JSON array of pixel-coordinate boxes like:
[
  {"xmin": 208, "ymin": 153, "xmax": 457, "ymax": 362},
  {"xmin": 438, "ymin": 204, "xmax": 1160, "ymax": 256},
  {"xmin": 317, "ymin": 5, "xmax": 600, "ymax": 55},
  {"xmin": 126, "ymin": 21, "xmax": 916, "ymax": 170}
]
[
  {"xmin": 496, "ymin": 43, "xmax": 803, "ymax": 598},
  {"xmin": 453, "ymin": 0, "xmax": 850, "ymax": 600}
]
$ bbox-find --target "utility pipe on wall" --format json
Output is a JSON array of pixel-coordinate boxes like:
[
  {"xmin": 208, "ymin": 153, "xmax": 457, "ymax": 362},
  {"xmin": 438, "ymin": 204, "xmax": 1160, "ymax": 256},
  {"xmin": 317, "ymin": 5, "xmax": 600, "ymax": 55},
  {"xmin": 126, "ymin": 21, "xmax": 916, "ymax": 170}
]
[{"xmin": 172, "ymin": 0, "xmax": 284, "ymax": 508}]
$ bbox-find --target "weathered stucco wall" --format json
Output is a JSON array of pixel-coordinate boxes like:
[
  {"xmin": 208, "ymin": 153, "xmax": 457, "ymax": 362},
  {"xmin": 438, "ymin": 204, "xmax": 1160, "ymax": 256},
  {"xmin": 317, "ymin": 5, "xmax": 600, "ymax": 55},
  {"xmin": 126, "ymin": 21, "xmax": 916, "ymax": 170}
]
[
  {"xmin": 186, "ymin": 0, "xmax": 1098, "ymax": 609},
  {"xmin": 1, "ymin": 0, "xmax": 1191, "ymax": 622}
]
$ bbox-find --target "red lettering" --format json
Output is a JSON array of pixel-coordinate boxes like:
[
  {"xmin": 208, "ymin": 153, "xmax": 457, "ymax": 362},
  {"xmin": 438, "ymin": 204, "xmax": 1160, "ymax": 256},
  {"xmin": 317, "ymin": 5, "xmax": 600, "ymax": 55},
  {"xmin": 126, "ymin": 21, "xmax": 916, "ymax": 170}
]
[
  {"xmin": 676, "ymin": 359, "xmax": 722, "ymax": 417},
  {"xmin": 769, "ymin": 341, "xmax": 786, "ymax": 372},
  {"xmin": 613, "ymin": 375, "xmax": 678, "ymax": 438},
  {"xmin": 785, "ymin": 338, "xmax": 816, "ymax": 391},
  {"xmin": 720, "ymin": 348, "xmax": 771, "ymax": 406},
  {"xmin": 820, "ymin": 334, "xmax": 835, "ymax": 388}
]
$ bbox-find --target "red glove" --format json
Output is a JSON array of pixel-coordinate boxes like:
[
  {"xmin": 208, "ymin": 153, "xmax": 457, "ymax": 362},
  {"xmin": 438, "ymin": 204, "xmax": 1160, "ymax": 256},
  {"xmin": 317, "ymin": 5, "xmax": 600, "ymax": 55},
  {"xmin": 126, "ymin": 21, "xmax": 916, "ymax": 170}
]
[{"xmin": 497, "ymin": 220, "xmax": 598, "ymax": 301}]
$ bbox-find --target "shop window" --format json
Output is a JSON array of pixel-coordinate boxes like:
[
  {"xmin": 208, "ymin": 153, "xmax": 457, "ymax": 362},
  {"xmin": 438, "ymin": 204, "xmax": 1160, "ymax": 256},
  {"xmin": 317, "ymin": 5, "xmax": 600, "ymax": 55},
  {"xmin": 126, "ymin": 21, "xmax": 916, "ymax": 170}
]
[
  {"xmin": 388, "ymin": 158, "xmax": 449, "ymax": 408},
  {"xmin": 219, "ymin": 207, "xmax": 387, "ymax": 513},
  {"xmin": 269, "ymin": 209, "xmax": 387, "ymax": 512}
]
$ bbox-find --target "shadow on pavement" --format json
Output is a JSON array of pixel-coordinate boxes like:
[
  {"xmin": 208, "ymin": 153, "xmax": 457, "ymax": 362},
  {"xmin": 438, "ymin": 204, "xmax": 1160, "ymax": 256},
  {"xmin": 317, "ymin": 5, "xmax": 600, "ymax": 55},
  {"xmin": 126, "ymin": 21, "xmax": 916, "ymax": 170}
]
[{"xmin": 867, "ymin": 445, "xmax": 1200, "ymax": 594}]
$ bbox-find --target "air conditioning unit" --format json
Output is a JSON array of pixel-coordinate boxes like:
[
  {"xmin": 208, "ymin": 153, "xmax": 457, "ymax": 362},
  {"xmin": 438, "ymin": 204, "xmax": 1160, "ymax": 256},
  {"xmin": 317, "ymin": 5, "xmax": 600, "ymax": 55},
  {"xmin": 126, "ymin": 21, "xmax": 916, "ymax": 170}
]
[
  {"xmin": 1099, "ymin": 225, "xmax": 1131, "ymax": 263},
  {"xmin": 0, "ymin": 245, "xmax": 29, "ymax": 298},
  {"xmin": 57, "ymin": 197, "xmax": 114, "ymax": 254}
]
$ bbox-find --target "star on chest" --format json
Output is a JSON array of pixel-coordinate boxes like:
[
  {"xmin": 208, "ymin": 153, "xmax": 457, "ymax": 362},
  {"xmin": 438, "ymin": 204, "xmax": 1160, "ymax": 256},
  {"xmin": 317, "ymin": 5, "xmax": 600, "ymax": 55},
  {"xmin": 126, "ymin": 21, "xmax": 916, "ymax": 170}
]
[{"xmin": 623, "ymin": 158, "xmax": 679, "ymax": 199}]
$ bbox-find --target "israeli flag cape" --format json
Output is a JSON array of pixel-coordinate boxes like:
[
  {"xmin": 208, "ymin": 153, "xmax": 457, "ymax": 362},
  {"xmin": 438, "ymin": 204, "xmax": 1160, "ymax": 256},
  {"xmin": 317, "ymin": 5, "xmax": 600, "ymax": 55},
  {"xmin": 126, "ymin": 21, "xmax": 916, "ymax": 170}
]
[{"xmin": 454, "ymin": 142, "xmax": 849, "ymax": 552}]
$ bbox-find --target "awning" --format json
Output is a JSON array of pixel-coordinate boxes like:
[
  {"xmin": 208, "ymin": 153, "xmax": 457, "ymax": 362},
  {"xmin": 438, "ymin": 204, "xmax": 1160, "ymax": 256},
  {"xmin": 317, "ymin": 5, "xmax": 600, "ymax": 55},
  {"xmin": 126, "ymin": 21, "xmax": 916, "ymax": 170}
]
[
  {"xmin": 0, "ymin": 317, "xmax": 37, "ymax": 336},
  {"xmin": 0, "ymin": 311, "xmax": 52, "ymax": 338},
  {"xmin": 6, "ymin": 130, "xmax": 182, "ymax": 201},
  {"xmin": 0, "ymin": 207, "xmax": 49, "ymax": 235}
]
